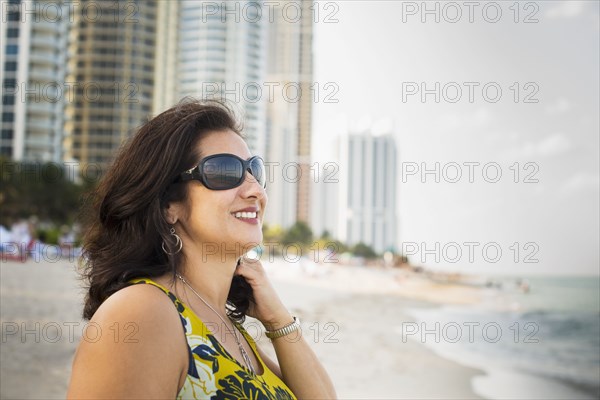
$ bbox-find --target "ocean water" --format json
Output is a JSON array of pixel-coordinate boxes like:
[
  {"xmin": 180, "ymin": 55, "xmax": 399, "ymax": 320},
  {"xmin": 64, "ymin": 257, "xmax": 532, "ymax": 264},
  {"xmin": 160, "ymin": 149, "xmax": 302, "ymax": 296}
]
[{"xmin": 405, "ymin": 275, "xmax": 600, "ymax": 400}]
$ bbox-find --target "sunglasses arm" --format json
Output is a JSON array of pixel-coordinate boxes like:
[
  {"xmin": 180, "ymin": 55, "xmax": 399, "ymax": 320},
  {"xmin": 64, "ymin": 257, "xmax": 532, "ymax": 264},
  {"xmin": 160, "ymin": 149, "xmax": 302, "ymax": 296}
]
[{"xmin": 176, "ymin": 166, "xmax": 200, "ymax": 183}]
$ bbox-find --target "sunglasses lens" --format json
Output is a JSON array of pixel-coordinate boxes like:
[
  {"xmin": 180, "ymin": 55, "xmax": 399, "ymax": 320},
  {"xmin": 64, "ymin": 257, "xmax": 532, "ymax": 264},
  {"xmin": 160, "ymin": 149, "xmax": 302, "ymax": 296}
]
[
  {"xmin": 249, "ymin": 157, "xmax": 266, "ymax": 188},
  {"xmin": 203, "ymin": 156, "xmax": 243, "ymax": 189}
]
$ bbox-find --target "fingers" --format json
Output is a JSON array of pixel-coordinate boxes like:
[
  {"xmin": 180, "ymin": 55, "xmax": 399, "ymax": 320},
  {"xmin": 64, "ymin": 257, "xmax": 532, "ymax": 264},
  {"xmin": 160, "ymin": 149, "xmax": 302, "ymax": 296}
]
[
  {"xmin": 238, "ymin": 256, "xmax": 262, "ymax": 268},
  {"xmin": 235, "ymin": 257, "xmax": 265, "ymax": 280}
]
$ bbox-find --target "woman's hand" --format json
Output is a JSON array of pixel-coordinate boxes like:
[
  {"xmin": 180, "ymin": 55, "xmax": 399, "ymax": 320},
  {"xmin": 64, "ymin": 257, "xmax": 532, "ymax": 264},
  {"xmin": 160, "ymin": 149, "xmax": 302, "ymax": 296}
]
[{"xmin": 233, "ymin": 258, "xmax": 292, "ymax": 329}]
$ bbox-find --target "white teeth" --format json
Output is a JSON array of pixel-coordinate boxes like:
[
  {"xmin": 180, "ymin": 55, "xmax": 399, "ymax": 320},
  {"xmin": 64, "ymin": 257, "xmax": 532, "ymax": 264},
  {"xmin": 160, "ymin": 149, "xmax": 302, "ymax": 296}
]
[{"xmin": 234, "ymin": 211, "xmax": 257, "ymax": 219}]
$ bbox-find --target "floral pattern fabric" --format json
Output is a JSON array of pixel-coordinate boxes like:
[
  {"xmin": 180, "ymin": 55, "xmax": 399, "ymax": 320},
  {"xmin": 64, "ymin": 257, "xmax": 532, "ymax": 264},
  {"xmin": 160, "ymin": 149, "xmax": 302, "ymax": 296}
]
[{"xmin": 130, "ymin": 278, "xmax": 296, "ymax": 400}]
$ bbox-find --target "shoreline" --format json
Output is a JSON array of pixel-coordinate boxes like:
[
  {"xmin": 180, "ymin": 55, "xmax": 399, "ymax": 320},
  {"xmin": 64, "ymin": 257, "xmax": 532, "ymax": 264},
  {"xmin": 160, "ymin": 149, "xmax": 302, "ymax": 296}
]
[
  {"xmin": 265, "ymin": 258, "xmax": 600, "ymax": 400},
  {"xmin": 264, "ymin": 261, "xmax": 486, "ymax": 399},
  {"xmin": 406, "ymin": 302, "xmax": 598, "ymax": 400}
]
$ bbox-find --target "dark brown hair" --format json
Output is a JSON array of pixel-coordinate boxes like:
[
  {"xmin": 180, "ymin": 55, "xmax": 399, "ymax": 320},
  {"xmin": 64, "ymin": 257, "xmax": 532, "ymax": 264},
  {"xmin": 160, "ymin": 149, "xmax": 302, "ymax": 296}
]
[{"xmin": 81, "ymin": 98, "xmax": 254, "ymax": 321}]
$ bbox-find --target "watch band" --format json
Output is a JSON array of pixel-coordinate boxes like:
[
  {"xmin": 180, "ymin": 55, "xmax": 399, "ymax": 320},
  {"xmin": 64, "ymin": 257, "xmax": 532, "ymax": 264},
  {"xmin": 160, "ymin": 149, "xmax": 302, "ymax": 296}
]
[{"xmin": 264, "ymin": 316, "xmax": 301, "ymax": 340}]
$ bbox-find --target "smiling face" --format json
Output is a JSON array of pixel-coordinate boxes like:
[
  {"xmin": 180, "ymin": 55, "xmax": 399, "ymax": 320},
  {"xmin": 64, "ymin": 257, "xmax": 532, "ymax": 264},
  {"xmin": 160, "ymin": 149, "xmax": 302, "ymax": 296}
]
[{"xmin": 168, "ymin": 129, "xmax": 268, "ymax": 254}]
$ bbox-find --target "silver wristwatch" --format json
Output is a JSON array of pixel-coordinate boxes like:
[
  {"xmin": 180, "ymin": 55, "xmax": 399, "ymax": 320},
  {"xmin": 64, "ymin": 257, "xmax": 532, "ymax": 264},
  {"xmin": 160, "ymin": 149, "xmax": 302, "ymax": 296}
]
[{"xmin": 264, "ymin": 316, "xmax": 301, "ymax": 340}]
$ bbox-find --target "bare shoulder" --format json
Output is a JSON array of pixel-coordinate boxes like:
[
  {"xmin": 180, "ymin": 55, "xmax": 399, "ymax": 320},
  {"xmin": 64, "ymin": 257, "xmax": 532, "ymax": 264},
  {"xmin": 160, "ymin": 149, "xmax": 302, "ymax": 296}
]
[
  {"xmin": 67, "ymin": 283, "xmax": 188, "ymax": 399},
  {"xmin": 95, "ymin": 282, "xmax": 181, "ymax": 324}
]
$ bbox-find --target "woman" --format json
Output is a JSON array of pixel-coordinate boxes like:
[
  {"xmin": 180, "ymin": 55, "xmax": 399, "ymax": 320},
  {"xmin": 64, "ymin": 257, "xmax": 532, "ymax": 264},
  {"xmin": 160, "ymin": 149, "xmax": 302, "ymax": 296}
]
[{"xmin": 67, "ymin": 100, "xmax": 337, "ymax": 399}]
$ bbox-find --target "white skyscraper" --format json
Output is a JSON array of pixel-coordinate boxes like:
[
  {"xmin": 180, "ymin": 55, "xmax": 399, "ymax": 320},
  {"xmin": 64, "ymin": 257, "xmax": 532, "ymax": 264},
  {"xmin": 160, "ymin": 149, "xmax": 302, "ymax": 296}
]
[
  {"xmin": 0, "ymin": 0, "xmax": 69, "ymax": 162},
  {"xmin": 174, "ymin": 0, "xmax": 268, "ymax": 156},
  {"xmin": 153, "ymin": 0, "xmax": 178, "ymax": 116},
  {"xmin": 264, "ymin": 0, "xmax": 313, "ymax": 230},
  {"xmin": 315, "ymin": 129, "xmax": 399, "ymax": 254}
]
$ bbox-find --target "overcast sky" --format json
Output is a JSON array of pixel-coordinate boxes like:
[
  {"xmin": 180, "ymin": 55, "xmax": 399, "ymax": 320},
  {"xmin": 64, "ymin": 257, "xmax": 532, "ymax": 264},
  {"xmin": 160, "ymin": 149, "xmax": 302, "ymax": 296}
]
[{"xmin": 312, "ymin": 1, "xmax": 599, "ymax": 276}]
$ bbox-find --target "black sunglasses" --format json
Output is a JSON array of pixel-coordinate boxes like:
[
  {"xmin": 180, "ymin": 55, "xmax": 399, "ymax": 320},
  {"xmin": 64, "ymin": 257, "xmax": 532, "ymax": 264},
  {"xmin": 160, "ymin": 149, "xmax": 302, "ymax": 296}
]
[{"xmin": 176, "ymin": 153, "xmax": 267, "ymax": 190}]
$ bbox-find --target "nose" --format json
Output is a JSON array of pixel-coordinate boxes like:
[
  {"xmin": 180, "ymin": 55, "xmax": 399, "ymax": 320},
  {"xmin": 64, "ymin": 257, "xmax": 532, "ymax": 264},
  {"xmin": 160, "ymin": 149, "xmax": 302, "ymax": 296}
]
[
  {"xmin": 241, "ymin": 168, "xmax": 266, "ymax": 198},
  {"xmin": 245, "ymin": 167, "xmax": 266, "ymax": 190}
]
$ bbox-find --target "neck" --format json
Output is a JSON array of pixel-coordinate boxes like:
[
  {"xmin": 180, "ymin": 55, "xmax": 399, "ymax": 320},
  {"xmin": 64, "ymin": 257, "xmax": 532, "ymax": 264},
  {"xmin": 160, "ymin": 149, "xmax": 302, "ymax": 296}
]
[{"xmin": 175, "ymin": 246, "xmax": 241, "ymax": 312}]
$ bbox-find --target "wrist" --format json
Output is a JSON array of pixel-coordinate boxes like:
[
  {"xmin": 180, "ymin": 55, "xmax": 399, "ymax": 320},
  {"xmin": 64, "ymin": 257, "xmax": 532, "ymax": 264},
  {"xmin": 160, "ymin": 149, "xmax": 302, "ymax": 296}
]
[
  {"xmin": 264, "ymin": 316, "xmax": 301, "ymax": 340},
  {"xmin": 262, "ymin": 312, "xmax": 294, "ymax": 331}
]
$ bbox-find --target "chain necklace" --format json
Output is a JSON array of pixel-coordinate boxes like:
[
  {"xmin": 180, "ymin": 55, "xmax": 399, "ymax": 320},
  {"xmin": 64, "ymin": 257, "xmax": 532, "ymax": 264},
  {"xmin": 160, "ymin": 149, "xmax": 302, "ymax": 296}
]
[{"xmin": 175, "ymin": 273, "xmax": 256, "ymax": 375}]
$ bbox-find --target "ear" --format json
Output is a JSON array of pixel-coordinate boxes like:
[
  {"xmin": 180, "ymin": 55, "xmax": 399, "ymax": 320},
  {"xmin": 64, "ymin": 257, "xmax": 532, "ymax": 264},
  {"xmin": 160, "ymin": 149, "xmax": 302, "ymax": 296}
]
[{"xmin": 164, "ymin": 202, "xmax": 180, "ymax": 225}]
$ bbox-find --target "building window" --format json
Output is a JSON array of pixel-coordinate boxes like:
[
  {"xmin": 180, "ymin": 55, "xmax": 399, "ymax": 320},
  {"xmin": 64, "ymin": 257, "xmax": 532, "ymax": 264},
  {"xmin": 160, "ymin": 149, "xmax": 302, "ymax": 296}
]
[
  {"xmin": 2, "ymin": 112, "xmax": 15, "ymax": 122},
  {"xmin": 7, "ymin": 11, "xmax": 20, "ymax": 21},
  {"xmin": 7, "ymin": 28, "xmax": 19, "ymax": 38},
  {"xmin": 0, "ymin": 147, "xmax": 12, "ymax": 156},
  {"xmin": 3, "ymin": 78, "xmax": 17, "ymax": 90},
  {"xmin": 2, "ymin": 95, "xmax": 15, "ymax": 105},
  {"xmin": 5, "ymin": 45, "xmax": 18, "ymax": 55},
  {"xmin": 1, "ymin": 129, "xmax": 13, "ymax": 139},
  {"xmin": 4, "ymin": 61, "xmax": 17, "ymax": 71}
]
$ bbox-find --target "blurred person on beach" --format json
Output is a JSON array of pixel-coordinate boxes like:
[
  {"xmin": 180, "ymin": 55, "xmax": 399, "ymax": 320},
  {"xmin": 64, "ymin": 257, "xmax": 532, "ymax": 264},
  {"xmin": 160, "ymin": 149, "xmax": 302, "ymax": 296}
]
[
  {"xmin": 67, "ymin": 99, "xmax": 336, "ymax": 399},
  {"xmin": 58, "ymin": 225, "xmax": 76, "ymax": 258}
]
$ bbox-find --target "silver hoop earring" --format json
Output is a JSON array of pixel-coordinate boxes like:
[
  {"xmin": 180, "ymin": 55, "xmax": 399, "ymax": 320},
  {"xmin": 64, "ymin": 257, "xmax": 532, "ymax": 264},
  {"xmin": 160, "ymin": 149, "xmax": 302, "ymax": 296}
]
[{"xmin": 162, "ymin": 227, "xmax": 182, "ymax": 255}]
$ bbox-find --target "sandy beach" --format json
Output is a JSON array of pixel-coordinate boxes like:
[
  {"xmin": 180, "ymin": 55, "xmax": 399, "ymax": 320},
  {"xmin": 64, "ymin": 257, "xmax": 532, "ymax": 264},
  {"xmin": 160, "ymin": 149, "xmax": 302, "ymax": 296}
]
[
  {"xmin": 3, "ymin": 257, "xmax": 598, "ymax": 400},
  {"xmin": 6, "ymin": 256, "xmax": 598, "ymax": 400},
  {"xmin": 0, "ymin": 257, "xmax": 487, "ymax": 400},
  {"xmin": 3, "ymin": 257, "xmax": 599, "ymax": 400}
]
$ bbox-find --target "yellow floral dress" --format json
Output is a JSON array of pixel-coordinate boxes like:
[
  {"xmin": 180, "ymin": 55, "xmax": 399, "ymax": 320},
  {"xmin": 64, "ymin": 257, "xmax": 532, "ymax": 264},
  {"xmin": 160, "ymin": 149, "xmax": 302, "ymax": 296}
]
[{"xmin": 129, "ymin": 278, "xmax": 297, "ymax": 400}]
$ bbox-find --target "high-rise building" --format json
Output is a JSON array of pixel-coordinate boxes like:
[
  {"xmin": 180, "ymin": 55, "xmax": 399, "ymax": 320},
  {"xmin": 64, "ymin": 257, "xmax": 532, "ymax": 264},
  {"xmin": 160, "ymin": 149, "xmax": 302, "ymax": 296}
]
[
  {"xmin": 320, "ymin": 129, "xmax": 399, "ymax": 254},
  {"xmin": 0, "ymin": 0, "xmax": 69, "ymax": 162},
  {"xmin": 310, "ymin": 160, "xmax": 339, "ymax": 242},
  {"xmin": 294, "ymin": 0, "xmax": 313, "ymax": 225},
  {"xmin": 175, "ymin": 0, "xmax": 267, "ymax": 155},
  {"xmin": 152, "ymin": 0, "xmax": 178, "ymax": 115},
  {"xmin": 63, "ymin": 0, "xmax": 157, "ymax": 168},
  {"xmin": 264, "ymin": 0, "xmax": 313, "ymax": 230}
]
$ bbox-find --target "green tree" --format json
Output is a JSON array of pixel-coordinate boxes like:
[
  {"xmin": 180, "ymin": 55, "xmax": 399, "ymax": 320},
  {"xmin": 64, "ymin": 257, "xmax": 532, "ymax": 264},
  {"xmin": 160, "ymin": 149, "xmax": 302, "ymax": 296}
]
[
  {"xmin": 262, "ymin": 223, "xmax": 284, "ymax": 243},
  {"xmin": 0, "ymin": 158, "xmax": 88, "ymax": 226},
  {"xmin": 282, "ymin": 221, "xmax": 313, "ymax": 246},
  {"xmin": 351, "ymin": 242, "xmax": 378, "ymax": 259},
  {"xmin": 319, "ymin": 230, "xmax": 332, "ymax": 240}
]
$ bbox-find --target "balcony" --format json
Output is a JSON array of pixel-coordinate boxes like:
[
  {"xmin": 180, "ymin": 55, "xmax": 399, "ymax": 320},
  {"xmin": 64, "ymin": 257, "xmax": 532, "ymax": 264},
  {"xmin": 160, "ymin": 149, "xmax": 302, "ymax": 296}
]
[
  {"xmin": 30, "ymin": 35, "xmax": 61, "ymax": 50},
  {"xmin": 28, "ymin": 51, "xmax": 60, "ymax": 66},
  {"xmin": 26, "ymin": 101, "xmax": 55, "ymax": 116},
  {"xmin": 24, "ymin": 135, "xmax": 55, "ymax": 149},
  {"xmin": 26, "ymin": 119, "xmax": 55, "ymax": 132},
  {"xmin": 28, "ymin": 67, "xmax": 59, "ymax": 82}
]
